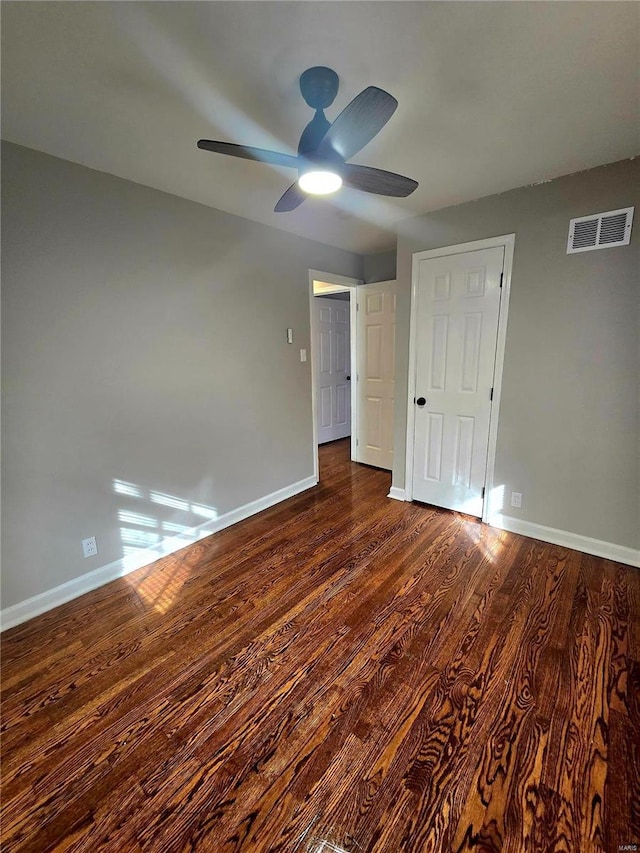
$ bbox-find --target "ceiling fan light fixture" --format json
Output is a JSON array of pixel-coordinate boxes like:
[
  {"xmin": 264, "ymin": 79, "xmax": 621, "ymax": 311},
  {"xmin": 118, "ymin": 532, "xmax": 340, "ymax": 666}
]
[
  {"xmin": 298, "ymin": 169, "xmax": 342, "ymax": 196},
  {"xmin": 198, "ymin": 68, "xmax": 418, "ymax": 212}
]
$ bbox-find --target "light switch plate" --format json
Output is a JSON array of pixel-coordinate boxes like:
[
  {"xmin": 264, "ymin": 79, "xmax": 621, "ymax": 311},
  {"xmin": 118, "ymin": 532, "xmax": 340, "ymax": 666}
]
[{"xmin": 300, "ymin": 349, "xmax": 307, "ymax": 362}]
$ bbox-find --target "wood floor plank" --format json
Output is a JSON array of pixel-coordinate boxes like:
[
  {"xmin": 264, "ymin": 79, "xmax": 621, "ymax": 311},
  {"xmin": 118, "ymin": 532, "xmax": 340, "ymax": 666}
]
[{"xmin": 1, "ymin": 439, "xmax": 638, "ymax": 852}]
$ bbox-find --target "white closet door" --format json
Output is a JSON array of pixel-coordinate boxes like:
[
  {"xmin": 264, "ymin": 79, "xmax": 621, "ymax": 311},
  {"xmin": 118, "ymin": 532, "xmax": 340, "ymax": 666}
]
[{"xmin": 412, "ymin": 248, "xmax": 503, "ymax": 516}]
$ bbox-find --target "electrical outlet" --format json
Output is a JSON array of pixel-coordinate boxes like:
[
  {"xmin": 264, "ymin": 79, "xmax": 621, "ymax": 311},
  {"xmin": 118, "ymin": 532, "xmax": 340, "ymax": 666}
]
[
  {"xmin": 300, "ymin": 348, "xmax": 307, "ymax": 362},
  {"xmin": 511, "ymin": 492, "xmax": 522, "ymax": 509},
  {"xmin": 82, "ymin": 536, "xmax": 98, "ymax": 558}
]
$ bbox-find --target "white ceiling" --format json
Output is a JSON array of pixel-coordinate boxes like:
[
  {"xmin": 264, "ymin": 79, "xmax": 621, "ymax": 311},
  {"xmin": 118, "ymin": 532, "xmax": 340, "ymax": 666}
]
[{"xmin": 2, "ymin": 2, "xmax": 638, "ymax": 254}]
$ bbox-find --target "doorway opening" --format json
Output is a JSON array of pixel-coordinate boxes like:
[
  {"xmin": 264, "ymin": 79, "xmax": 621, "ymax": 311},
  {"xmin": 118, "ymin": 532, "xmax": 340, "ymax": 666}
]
[
  {"xmin": 313, "ymin": 287, "xmax": 352, "ymax": 446},
  {"xmin": 309, "ymin": 269, "xmax": 398, "ymax": 485},
  {"xmin": 308, "ymin": 270, "xmax": 360, "ymax": 482}
]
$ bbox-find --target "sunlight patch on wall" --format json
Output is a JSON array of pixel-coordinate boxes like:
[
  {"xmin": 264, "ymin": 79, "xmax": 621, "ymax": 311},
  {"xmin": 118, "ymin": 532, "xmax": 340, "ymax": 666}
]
[
  {"xmin": 113, "ymin": 479, "xmax": 144, "ymax": 498},
  {"xmin": 490, "ymin": 484, "xmax": 505, "ymax": 515},
  {"xmin": 120, "ymin": 527, "xmax": 161, "ymax": 549},
  {"xmin": 112, "ymin": 477, "xmax": 218, "ymax": 613},
  {"xmin": 118, "ymin": 509, "xmax": 157, "ymax": 528},
  {"xmin": 150, "ymin": 491, "xmax": 190, "ymax": 512},
  {"xmin": 162, "ymin": 520, "xmax": 190, "ymax": 534},
  {"xmin": 191, "ymin": 503, "xmax": 219, "ymax": 520}
]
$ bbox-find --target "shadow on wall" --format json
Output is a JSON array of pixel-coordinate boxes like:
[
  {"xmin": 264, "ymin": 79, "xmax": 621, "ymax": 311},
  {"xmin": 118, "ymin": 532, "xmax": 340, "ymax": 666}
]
[{"xmin": 113, "ymin": 478, "xmax": 218, "ymax": 614}]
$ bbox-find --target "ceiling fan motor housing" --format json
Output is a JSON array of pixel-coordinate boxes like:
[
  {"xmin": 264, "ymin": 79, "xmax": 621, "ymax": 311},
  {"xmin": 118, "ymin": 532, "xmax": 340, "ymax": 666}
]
[
  {"xmin": 298, "ymin": 67, "xmax": 342, "ymax": 159},
  {"xmin": 299, "ymin": 66, "xmax": 339, "ymax": 110}
]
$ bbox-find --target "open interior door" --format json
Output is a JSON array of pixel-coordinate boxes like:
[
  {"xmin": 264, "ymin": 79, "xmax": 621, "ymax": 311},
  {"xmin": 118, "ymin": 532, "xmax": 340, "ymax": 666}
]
[{"xmin": 356, "ymin": 280, "xmax": 396, "ymax": 470}]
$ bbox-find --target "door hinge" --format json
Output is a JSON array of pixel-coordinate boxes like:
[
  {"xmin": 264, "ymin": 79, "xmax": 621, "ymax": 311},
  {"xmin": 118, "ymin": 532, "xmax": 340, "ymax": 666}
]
[
  {"xmin": 490, "ymin": 387, "xmax": 494, "ymax": 401},
  {"xmin": 499, "ymin": 273, "xmax": 504, "ymax": 288},
  {"xmin": 481, "ymin": 487, "xmax": 485, "ymax": 499},
  {"xmin": 356, "ymin": 438, "xmax": 359, "ymax": 446},
  {"xmin": 356, "ymin": 302, "xmax": 359, "ymax": 311}
]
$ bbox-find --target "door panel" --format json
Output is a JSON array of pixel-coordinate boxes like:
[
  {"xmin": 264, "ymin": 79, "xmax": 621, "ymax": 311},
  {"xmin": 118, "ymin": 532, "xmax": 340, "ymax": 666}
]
[
  {"xmin": 319, "ymin": 386, "xmax": 332, "ymax": 428},
  {"xmin": 313, "ymin": 296, "xmax": 351, "ymax": 444},
  {"xmin": 336, "ymin": 313, "xmax": 349, "ymax": 372},
  {"xmin": 336, "ymin": 383, "xmax": 348, "ymax": 426},
  {"xmin": 425, "ymin": 412, "xmax": 444, "ymax": 482},
  {"xmin": 366, "ymin": 397, "xmax": 382, "ymax": 449},
  {"xmin": 319, "ymin": 326, "xmax": 331, "ymax": 374},
  {"xmin": 357, "ymin": 281, "xmax": 396, "ymax": 470},
  {"xmin": 412, "ymin": 247, "xmax": 503, "ymax": 516}
]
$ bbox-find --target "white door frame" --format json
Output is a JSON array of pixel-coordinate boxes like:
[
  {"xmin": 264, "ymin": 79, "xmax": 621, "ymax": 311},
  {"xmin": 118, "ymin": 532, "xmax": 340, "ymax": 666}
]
[
  {"xmin": 309, "ymin": 269, "xmax": 363, "ymax": 482},
  {"xmin": 404, "ymin": 234, "xmax": 515, "ymax": 523}
]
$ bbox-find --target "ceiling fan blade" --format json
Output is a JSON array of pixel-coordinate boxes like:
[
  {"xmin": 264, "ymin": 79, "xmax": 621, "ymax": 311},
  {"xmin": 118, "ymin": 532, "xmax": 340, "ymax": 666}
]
[
  {"xmin": 197, "ymin": 140, "xmax": 299, "ymax": 169},
  {"xmin": 342, "ymin": 164, "xmax": 418, "ymax": 197},
  {"xmin": 274, "ymin": 182, "xmax": 306, "ymax": 213},
  {"xmin": 317, "ymin": 87, "xmax": 398, "ymax": 161}
]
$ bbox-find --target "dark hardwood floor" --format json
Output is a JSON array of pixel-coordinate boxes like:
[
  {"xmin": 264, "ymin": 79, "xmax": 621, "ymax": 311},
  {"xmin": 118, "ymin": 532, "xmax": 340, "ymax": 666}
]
[{"xmin": 2, "ymin": 439, "xmax": 638, "ymax": 852}]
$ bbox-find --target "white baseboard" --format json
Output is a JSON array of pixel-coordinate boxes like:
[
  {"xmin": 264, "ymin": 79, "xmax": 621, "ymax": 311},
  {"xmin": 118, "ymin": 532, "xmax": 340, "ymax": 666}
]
[
  {"xmin": 1, "ymin": 475, "xmax": 318, "ymax": 632},
  {"xmin": 488, "ymin": 514, "xmax": 640, "ymax": 567},
  {"xmin": 387, "ymin": 487, "xmax": 406, "ymax": 501}
]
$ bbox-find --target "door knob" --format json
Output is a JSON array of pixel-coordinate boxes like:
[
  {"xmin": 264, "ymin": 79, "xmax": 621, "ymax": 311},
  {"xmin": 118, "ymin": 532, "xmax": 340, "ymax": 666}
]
[
  {"xmin": 416, "ymin": 396, "xmax": 427, "ymax": 407},
  {"xmin": 346, "ymin": 375, "xmax": 351, "ymax": 381}
]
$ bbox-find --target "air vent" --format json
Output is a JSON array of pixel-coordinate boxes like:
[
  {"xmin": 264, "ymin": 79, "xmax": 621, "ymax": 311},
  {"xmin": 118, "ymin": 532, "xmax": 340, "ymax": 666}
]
[{"xmin": 567, "ymin": 207, "xmax": 634, "ymax": 254}]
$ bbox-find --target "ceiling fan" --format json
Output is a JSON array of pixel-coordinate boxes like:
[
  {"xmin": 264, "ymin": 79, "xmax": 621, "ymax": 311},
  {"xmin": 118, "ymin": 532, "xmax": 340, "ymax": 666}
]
[{"xmin": 197, "ymin": 66, "xmax": 418, "ymax": 212}]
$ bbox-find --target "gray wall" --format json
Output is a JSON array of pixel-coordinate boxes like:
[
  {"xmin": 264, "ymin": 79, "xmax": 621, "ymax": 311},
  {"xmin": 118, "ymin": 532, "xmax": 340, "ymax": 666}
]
[
  {"xmin": 394, "ymin": 158, "xmax": 639, "ymax": 550},
  {"xmin": 363, "ymin": 250, "xmax": 396, "ymax": 283},
  {"xmin": 1, "ymin": 142, "xmax": 362, "ymax": 609}
]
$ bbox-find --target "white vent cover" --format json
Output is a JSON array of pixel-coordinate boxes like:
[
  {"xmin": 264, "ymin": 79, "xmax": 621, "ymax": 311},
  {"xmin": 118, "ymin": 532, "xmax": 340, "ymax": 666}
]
[{"xmin": 567, "ymin": 207, "xmax": 634, "ymax": 254}]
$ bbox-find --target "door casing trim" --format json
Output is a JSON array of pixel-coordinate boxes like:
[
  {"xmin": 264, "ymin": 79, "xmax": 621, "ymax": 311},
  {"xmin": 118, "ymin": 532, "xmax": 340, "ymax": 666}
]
[{"xmin": 404, "ymin": 234, "xmax": 515, "ymax": 523}]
